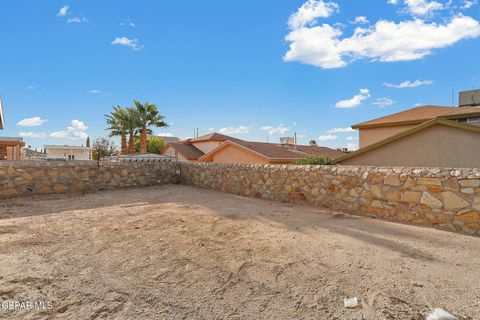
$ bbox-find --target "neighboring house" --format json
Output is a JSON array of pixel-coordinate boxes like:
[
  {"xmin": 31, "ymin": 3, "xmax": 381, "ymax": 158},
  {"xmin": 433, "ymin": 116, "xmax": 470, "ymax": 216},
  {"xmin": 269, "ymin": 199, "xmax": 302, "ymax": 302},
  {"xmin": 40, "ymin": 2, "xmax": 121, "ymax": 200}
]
[
  {"xmin": 0, "ymin": 137, "xmax": 25, "ymax": 161},
  {"xmin": 0, "ymin": 96, "xmax": 25, "ymax": 161},
  {"xmin": 45, "ymin": 145, "xmax": 92, "ymax": 161},
  {"xmin": 336, "ymin": 90, "xmax": 480, "ymax": 168},
  {"xmin": 162, "ymin": 133, "xmax": 344, "ymax": 164},
  {"xmin": 159, "ymin": 136, "xmax": 180, "ymax": 144}
]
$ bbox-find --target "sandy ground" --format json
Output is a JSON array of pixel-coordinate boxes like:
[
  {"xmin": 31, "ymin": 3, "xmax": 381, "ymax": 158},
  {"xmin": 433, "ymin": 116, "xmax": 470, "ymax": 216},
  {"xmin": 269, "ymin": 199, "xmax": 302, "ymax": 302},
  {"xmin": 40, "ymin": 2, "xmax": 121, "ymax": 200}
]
[{"xmin": 0, "ymin": 185, "xmax": 479, "ymax": 320}]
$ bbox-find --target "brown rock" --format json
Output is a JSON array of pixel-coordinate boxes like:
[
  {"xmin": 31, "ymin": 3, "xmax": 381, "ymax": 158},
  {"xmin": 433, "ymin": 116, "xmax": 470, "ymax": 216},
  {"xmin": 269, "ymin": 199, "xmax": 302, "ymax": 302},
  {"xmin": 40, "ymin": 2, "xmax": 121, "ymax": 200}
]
[
  {"xmin": 401, "ymin": 191, "xmax": 421, "ymax": 203},
  {"xmin": 459, "ymin": 179, "xmax": 480, "ymax": 188},
  {"xmin": 427, "ymin": 186, "xmax": 443, "ymax": 193},
  {"xmin": 420, "ymin": 192, "xmax": 442, "ymax": 208},
  {"xmin": 442, "ymin": 191, "xmax": 469, "ymax": 211},
  {"xmin": 473, "ymin": 197, "xmax": 480, "ymax": 211},
  {"xmin": 371, "ymin": 185, "xmax": 382, "ymax": 198},
  {"xmin": 52, "ymin": 184, "xmax": 69, "ymax": 193},
  {"xmin": 454, "ymin": 211, "xmax": 480, "ymax": 223},
  {"xmin": 384, "ymin": 174, "xmax": 401, "ymax": 186},
  {"xmin": 418, "ymin": 178, "xmax": 442, "ymax": 186},
  {"xmin": 385, "ymin": 191, "xmax": 401, "ymax": 201}
]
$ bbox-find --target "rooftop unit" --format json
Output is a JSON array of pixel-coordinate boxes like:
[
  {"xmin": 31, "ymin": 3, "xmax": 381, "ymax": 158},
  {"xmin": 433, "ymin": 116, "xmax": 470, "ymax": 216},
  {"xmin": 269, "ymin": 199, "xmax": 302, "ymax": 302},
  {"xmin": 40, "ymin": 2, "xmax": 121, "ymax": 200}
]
[
  {"xmin": 459, "ymin": 89, "xmax": 480, "ymax": 107},
  {"xmin": 280, "ymin": 137, "xmax": 295, "ymax": 145}
]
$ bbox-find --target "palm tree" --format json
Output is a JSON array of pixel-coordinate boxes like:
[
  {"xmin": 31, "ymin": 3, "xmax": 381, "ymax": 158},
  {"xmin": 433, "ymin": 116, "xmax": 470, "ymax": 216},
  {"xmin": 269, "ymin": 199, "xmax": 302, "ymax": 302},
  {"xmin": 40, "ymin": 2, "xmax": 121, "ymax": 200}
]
[
  {"xmin": 126, "ymin": 107, "xmax": 139, "ymax": 154},
  {"xmin": 105, "ymin": 106, "xmax": 129, "ymax": 155},
  {"xmin": 133, "ymin": 100, "xmax": 168, "ymax": 153}
]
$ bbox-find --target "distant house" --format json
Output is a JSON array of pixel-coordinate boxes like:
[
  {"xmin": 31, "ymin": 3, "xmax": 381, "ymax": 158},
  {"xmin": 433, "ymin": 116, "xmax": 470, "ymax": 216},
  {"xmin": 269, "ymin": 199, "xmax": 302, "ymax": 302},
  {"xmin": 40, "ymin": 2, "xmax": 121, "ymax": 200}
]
[
  {"xmin": 162, "ymin": 133, "xmax": 344, "ymax": 164},
  {"xmin": 0, "ymin": 96, "xmax": 25, "ymax": 161},
  {"xmin": 159, "ymin": 136, "xmax": 180, "ymax": 144},
  {"xmin": 45, "ymin": 145, "xmax": 92, "ymax": 161},
  {"xmin": 335, "ymin": 90, "xmax": 480, "ymax": 168}
]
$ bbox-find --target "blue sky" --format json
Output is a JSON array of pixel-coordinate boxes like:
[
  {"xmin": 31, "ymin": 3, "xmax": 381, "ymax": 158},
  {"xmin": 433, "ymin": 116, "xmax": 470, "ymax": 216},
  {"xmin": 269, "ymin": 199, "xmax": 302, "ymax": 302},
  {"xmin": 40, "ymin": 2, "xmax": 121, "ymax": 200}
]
[{"xmin": 1, "ymin": 0, "xmax": 479, "ymax": 150}]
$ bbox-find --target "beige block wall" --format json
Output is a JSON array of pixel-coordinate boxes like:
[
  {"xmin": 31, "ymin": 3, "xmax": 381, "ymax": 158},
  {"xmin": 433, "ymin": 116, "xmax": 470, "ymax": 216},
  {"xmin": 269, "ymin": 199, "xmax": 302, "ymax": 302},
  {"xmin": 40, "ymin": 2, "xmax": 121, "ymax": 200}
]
[
  {"xmin": 359, "ymin": 124, "xmax": 418, "ymax": 148},
  {"xmin": 342, "ymin": 124, "xmax": 480, "ymax": 168},
  {"xmin": 211, "ymin": 145, "xmax": 269, "ymax": 164}
]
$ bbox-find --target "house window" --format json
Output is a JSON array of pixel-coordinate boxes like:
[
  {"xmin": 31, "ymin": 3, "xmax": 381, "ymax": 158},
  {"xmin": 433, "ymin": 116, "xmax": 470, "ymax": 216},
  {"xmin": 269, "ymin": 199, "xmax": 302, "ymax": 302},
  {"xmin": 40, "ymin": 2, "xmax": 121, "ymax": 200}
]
[
  {"xmin": 457, "ymin": 118, "xmax": 468, "ymax": 123},
  {"xmin": 467, "ymin": 117, "xmax": 479, "ymax": 123}
]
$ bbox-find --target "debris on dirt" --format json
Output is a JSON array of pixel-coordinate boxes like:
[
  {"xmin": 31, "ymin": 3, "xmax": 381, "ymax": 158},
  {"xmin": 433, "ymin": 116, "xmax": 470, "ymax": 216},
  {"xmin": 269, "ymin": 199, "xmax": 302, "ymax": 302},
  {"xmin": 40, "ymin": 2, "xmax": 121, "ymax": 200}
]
[
  {"xmin": 344, "ymin": 297, "xmax": 359, "ymax": 308},
  {"xmin": 426, "ymin": 308, "xmax": 457, "ymax": 320}
]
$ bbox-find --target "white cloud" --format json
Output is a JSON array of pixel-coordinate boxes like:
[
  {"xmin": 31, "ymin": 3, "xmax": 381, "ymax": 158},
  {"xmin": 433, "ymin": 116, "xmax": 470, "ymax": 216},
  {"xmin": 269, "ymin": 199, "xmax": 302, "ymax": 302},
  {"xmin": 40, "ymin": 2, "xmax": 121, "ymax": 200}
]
[
  {"xmin": 388, "ymin": 0, "xmax": 399, "ymax": 4},
  {"xmin": 26, "ymin": 86, "xmax": 35, "ymax": 90},
  {"xmin": 318, "ymin": 134, "xmax": 338, "ymax": 141},
  {"xmin": 326, "ymin": 127, "xmax": 355, "ymax": 133},
  {"xmin": 112, "ymin": 37, "xmax": 144, "ymax": 51},
  {"xmin": 50, "ymin": 120, "xmax": 88, "ymax": 140},
  {"xmin": 67, "ymin": 17, "xmax": 88, "ymax": 24},
  {"xmin": 403, "ymin": 0, "xmax": 444, "ymax": 16},
  {"xmin": 158, "ymin": 132, "xmax": 174, "ymax": 137},
  {"xmin": 57, "ymin": 5, "xmax": 69, "ymax": 17},
  {"xmin": 288, "ymin": 0, "xmax": 339, "ymax": 29},
  {"xmin": 88, "ymin": 89, "xmax": 101, "ymax": 94},
  {"xmin": 19, "ymin": 131, "xmax": 48, "ymax": 138},
  {"xmin": 17, "ymin": 117, "xmax": 48, "ymax": 127},
  {"xmin": 219, "ymin": 126, "xmax": 249, "ymax": 135},
  {"xmin": 373, "ymin": 97, "xmax": 396, "ymax": 108},
  {"xmin": 284, "ymin": 4, "xmax": 480, "ymax": 69},
  {"xmin": 120, "ymin": 21, "xmax": 136, "ymax": 27},
  {"xmin": 352, "ymin": 16, "xmax": 369, "ymax": 24},
  {"xmin": 384, "ymin": 79, "xmax": 433, "ymax": 88},
  {"xmin": 463, "ymin": 0, "xmax": 478, "ymax": 9},
  {"xmin": 260, "ymin": 124, "xmax": 290, "ymax": 135},
  {"xmin": 346, "ymin": 143, "xmax": 358, "ymax": 151},
  {"xmin": 207, "ymin": 127, "xmax": 215, "ymax": 132},
  {"xmin": 346, "ymin": 136, "xmax": 359, "ymax": 141},
  {"xmin": 335, "ymin": 89, "xmax": 370, "ymax": 109}
]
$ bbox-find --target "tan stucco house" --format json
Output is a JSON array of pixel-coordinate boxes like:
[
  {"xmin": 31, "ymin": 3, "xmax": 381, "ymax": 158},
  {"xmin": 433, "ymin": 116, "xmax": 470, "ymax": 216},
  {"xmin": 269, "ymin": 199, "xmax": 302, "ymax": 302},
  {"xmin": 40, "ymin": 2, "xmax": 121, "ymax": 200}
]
[
  {"xmin": 336, "ymin": 97, "xmax": 480, "ymax": 168},
  {"xmin": 45, "ymin": 145, "xmax": 92, "ymax": 161},
  {"xmin": 162, "ymin": 133, "xmax": 344, "ymax": 164}
]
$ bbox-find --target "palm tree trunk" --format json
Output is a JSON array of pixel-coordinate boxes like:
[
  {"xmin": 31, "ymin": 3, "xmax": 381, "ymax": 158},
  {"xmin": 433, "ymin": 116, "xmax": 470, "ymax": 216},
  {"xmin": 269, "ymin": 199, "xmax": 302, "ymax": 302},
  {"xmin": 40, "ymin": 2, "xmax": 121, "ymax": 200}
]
[
  {"xmin": 140, "ymin": 128, "xmax": 148, "ymax": 153},
  {"xmin": 128, "ymin": 129, "xmax": 136, "ymax": 154},
  {"xmin": 121, "ymin": 131, "xmax": 127, "ymax": 155}
]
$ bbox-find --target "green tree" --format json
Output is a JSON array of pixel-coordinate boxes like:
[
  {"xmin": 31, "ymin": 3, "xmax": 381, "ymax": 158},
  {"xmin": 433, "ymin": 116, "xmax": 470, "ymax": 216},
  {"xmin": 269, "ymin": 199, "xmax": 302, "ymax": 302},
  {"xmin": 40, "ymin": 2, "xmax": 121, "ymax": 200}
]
[
  {"xmin": 92, "ymin": 137, "xmax": 118, "ymax": 164},
  {"xmin": 133, "ymin": 100, "xmax": 168, "ymax": 153},
  {"xmin": 86, "ymin": 136, "xmax": 91, "ymax": 148},
  {"xmin": 295, "ymin": 155, "xmax": 332, "ymax": 165},
  {"xmin": 134, "ymin": 136, "xmax": 165, "ymax": 154},
  {"xmin": 309, "ymin": 139, "xmax": 317, "ymax": 146}
]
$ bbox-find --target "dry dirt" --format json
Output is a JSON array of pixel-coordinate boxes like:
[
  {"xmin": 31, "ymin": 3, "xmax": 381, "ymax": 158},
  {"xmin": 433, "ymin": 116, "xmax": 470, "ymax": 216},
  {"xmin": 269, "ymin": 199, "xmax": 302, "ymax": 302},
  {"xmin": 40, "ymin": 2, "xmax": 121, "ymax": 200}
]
[{"xmin": 0, "ymin": 185, "xmax": 479, "ymax": 320}]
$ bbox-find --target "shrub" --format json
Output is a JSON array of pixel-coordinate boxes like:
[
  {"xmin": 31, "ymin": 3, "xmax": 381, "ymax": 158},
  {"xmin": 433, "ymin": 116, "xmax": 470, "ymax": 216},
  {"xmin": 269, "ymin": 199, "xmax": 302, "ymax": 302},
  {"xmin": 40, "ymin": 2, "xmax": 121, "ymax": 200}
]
[
  {"xmin": 134, "ymin": 136, "xmax": 165, "ymax": 154},
  {"xmin": 294, "ymin": 155, "xmax": 332, "ymax": 165}
]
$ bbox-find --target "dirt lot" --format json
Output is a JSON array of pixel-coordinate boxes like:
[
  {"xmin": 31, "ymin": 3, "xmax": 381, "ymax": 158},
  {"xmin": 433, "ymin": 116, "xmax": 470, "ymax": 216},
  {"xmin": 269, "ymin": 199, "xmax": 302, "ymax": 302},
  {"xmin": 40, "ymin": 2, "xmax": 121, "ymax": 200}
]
[{"xmin": 0, "ymin": 185, "xmax": 479, "ymax": 319}]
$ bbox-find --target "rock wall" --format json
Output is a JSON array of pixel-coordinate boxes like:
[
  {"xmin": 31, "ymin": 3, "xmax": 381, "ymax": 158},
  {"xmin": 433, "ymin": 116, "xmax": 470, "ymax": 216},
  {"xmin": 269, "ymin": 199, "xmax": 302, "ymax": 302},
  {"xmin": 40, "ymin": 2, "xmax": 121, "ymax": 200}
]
[
  {"xmin": 2, "ymin": 160, "xmax": 479, "ymax": 235},
  {"xmin": 179, "ymin": 163, "xmax": 480, "ymax": 235},
  {"xmin": 0, "ymin": 160, "xmax": 178, "ymax": 198}
]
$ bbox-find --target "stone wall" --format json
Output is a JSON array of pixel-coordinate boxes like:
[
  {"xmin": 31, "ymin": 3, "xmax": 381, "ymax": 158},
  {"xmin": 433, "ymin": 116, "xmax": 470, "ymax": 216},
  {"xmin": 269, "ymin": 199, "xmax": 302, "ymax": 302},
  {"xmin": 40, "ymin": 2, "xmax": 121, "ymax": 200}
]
[
  {"xmin": 0, "ymin": 160, "xmax": 178, "ymax": 198},
  {"xmin": 179, "ymin": 163, "xmax": 480, "ymax": 235},
  {"xmin": 2, "ymin": 160, "xmax": 479, "ymax": 235}
]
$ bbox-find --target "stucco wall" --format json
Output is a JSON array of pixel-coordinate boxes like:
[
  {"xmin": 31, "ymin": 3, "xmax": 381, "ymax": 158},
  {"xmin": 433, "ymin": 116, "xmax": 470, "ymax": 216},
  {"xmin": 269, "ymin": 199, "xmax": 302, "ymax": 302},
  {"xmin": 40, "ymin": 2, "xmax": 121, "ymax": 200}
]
[
  {"xmin": 0, "ymin": 160, "xmax": 178, "ymax": 198},
  {"xmin": 46, "ymin": 148, "xmax": 91, "ymax": 160},
  {"xmin": 191, "ymin": 141, "xmax": 223, "ymax": 154},
  {"xmin": 211, "ymin": 145, "xmax": 269, "ymax": 164},
  {"xmin": 359, "ymin": 124, "xmax": 417, "ymax": 147},
  {"xmin": 180, "ymin": 162, "xmax": 480, "ymax": 235},
  {"xmin": 343, "ymin": 124, "xmax": 480, "ymax": 168}
]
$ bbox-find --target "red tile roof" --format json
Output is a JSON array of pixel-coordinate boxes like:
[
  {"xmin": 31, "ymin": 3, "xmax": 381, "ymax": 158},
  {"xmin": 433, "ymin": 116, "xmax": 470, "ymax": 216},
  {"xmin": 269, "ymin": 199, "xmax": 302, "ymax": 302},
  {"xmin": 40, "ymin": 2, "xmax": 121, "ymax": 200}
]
[
  {"xmin": 166, "ymin": 143, "xmax": 204, "ymax": 160},
  {"xmin": 440, "ymin": 106, "xmax": 480, "ymax": 118}
]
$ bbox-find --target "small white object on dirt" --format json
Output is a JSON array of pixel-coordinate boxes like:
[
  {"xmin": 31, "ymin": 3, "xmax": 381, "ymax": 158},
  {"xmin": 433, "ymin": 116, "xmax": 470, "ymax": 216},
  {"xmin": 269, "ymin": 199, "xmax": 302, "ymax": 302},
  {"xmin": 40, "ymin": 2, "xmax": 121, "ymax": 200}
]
[
  {"xmin": 344, "ymin": 297, "xmax": 359, "ymax": 308},
  {"xmin": 426, "ymin": 308, "xmax": 457, "ymax": 320}
]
